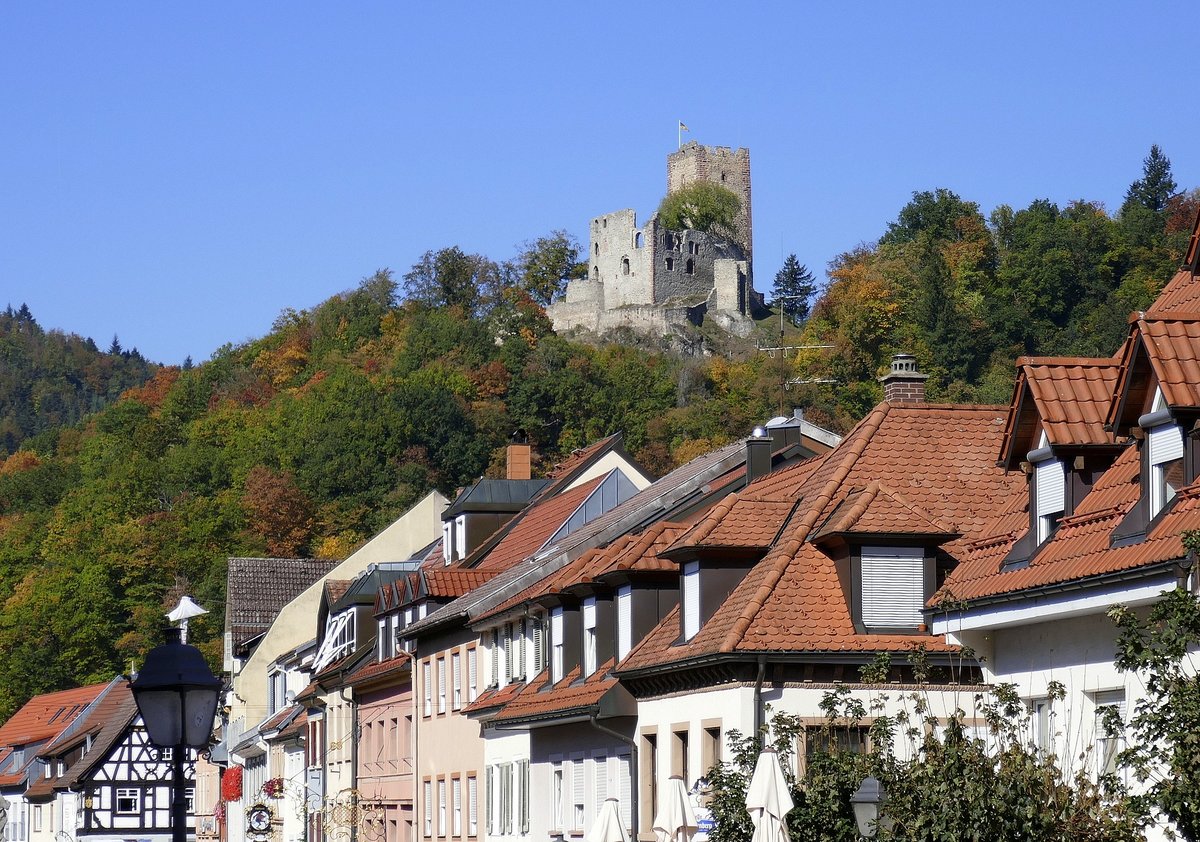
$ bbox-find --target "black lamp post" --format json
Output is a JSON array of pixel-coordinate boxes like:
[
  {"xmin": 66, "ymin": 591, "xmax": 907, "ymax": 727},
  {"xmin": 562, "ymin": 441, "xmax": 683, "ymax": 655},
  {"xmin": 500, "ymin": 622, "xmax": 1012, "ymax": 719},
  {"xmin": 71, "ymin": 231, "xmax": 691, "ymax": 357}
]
[{"xmin": 132, "ymin": 627, "xmax": 222, "ymax": 842}]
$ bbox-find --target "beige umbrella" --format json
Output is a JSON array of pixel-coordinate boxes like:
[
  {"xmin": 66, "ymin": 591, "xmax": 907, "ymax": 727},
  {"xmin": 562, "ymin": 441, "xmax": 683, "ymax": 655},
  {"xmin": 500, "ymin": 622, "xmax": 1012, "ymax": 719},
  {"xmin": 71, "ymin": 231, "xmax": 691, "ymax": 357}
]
[
  {"xmin": 586, "ymin": 797, "xmax": 630, "ymax": 842},
  {"xmin": 653, "ymin": 775, "xmax": 698, "ymax": 842},
  {"xmin": 745, "ymin": 748, "xmax": 793, "ymax": 842}
]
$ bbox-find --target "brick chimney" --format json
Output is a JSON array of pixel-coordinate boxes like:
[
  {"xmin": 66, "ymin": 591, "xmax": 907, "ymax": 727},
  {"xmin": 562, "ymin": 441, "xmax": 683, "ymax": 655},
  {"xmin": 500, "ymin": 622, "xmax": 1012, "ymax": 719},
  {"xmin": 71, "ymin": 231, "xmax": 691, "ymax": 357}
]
[
  {"xmin": 879, "ymin": 354, "xmax": 929, "ymax": 404},
  {"xmin": 506, "ymin": 443, "xmax": 532, "ymax": 480}
]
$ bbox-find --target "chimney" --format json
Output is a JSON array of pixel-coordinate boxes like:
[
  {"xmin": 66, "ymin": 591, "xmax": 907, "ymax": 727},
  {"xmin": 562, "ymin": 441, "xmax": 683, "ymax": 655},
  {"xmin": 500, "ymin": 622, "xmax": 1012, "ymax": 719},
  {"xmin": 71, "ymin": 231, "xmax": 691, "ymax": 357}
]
[
  {"xmin": 506, "ymin": 443, "xmax": 532, "ymax": 480},
  {"xmin": 879, "ymin": 354, "xmax": 929, "ymax": 404},
  {"xmin": 745, "ymin": 427, "xmax": 774, "ymax": 484}
]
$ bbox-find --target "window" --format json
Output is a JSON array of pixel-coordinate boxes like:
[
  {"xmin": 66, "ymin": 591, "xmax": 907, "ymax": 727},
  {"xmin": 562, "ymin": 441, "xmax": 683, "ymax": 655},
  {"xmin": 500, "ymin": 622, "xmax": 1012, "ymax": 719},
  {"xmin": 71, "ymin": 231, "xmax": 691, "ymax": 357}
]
[
  {"xmin": 423, "ymin": 661, "xmax": 433, "ymax": 717},
  {"xmin": 551, "ymin": 607, "xmax": 565, "ymax": 683},
  {"xmin": 621, "ymin": 257, "xmax": 630, "ymax": 276},
  {"xmin": 860, "ymin": 546, "xmax": 925, "ymax": 629},
  {"xmin": 1034, "ymin": 456, "xmax": 1065, "ymax": 543},
  {"xmin": 617, "ymin": 752, "xmax": 633, "ymax": 830},
  {"xmin": 268, "ymin": 670, "xmax": 288, "ymax": 715},
  {"xmin": 438, "ymin": 779, "xmax": 447, "ymax": 837},
  {"xmin": 491, "ymin": 629, "xmax": 500, "ymax": 688},
  {"xmin": 688, "ymin": 241, "xmax": 698, "ymax": 255},
  {"xmin": 685, "ymin": 258, "xmax": 695, "ymax": 275},
  {"xmin": 701, "ymin": 725, "xmax": 722, "ymax": 773},
  {"xmin": 452, "ymin": 652, "xmax": 462, "ymax": 710},
  {"xmin": 671, "ymin": 728, "xmax": 690, "ymax": 785},
  {"xmin": 468, "ymin": 646, "xmax": 478, "ymax": 702},
  {"xmin": 455, "ymin": 516, "xmax": 467, "ymax": 562},
  {"xmin": 529, "ymin": 615, "xmax": 544, "ymax": 676},
  {"xmin": 803, "ymin": 725, "xmax": 869, "ymax": 775},
  {"xmin": 571, "ymin": 755, "xmax": 586, "ymax": 830},
  {"xmin": 33, "ymin": 805, "xmax": 42, "ymax": 832},
  {"xmin": 616, "ymin": 587, "xmax": 632, "ymax": 661},
  {"xmin": 437, "ymin": 657, "xmax": 447, "ymax": 714},
  {"xmin": 641, "ymin": 733, "xmax": 658, "ymax": 832},
  {"xmin": 682, "ymin": 562, "xmax": 700, "ymax": 640},
  {"xmin": 452, "ymin": 777, "xmax": 463, "ymax": 837},
  {"xmin": 312, "ymin": 610, "xmax": 356, "ymax": 672},
  {"xmin": 443, "ymin": 520, "xmax": 454, "ymax": 563},
  {"xmin": 1148, "ymin": 422, "xmax": 1184, "ymax": 517},
  {"xmin": 582, "ymin": 598, "xmax": 598, "ymax": 676},
  {"xmin": 498, "ymin": 625, "xmax": 510, "ymax": 688},
  {"xmin": 1031, "ymin": 698, "xmax": 1054, "ymax": 755},
  {"xmin": 468, "ymin": 775, "xmax": 478, "ymax": 837},
  {"xmin": 551, "ymin": 761, "xmax": 564, "ymax": 830},
  {"xmin": 635, "ymin": 232, "xmax": 643, "ymax": 248},
  {"xmin": 665, "ymin": 257, "xmax": 674, "ymax": 271},
  {"xmin": 116, "ymin": 788, "xmax": 140, "ymax": 814},
  {"xmin": 591, "ymin": 754, "xmax": 608, "ymax": 821},
  {"xmin": 518, "ymin": 759, "xmax": 530, "ymax": 834},
  {"xmin": 1093, "ymin": 689, "xmax": 1126, "ymax": 776}
]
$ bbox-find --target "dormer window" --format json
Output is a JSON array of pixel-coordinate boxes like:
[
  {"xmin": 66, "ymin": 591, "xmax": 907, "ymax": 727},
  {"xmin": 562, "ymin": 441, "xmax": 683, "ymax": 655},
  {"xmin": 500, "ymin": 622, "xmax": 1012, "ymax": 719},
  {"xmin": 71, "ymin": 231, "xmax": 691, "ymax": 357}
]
[
  {"xmin": 682, "ymin": 562, "xmax": 700, "ymax": 641},
  {"xmin": 859, "ymin": 546, "xmax": 926, "ymax": 631},
  {"xmin": 616, "ymin": 586, "xmax": 632, "ymax": 661},
  {"xmin": 1147, "ymin": 421, "xmax": 1184, "ymax": 518},
  {"xmin": 311, "ymin": 609, "xmax": 355, "ymax": 673},
  {"xmin": 582, "ymin": 598, "xmax": 597, "ymax": 676},
  {"xmin": 550, "ymin": 608, "xmax": 565, "ymax": 683},
  {"xmin": 1033, "ymin": 456, "xmax": 1065, "ymax": 544}
]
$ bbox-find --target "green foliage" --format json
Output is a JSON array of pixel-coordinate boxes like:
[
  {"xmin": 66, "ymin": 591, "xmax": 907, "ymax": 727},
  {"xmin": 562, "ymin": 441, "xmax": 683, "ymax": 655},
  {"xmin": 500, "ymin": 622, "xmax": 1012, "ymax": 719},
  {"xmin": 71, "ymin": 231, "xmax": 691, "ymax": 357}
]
[
  {"xmin": 706, "ymin": 678, "xmax": 1138, "ymax": 842},
  {"xmin": 512, "ymin": 230, "xmax": 585, "ymax": 305},
  {"xmin": 1110, "ymin": 570, "xmax": 1200, "ymax": 841},
  {"xmin": 402, "ymin": 246, "xmax": 504, "ymax": 314},
  {"xmin": 657, "ymin": 182, "xmax": 742, "ymax": 240},
  {"xmin": 771, "ymin": 255, "xmax": 816, "ymax": 326}
]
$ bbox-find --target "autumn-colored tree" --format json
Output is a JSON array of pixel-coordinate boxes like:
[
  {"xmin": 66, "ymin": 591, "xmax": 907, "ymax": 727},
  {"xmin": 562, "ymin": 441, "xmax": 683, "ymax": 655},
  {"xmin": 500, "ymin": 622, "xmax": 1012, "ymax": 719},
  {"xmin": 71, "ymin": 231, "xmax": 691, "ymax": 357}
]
[{"xmin": 241, "ymin": 465, "xmax": 315, "ymax": 557}]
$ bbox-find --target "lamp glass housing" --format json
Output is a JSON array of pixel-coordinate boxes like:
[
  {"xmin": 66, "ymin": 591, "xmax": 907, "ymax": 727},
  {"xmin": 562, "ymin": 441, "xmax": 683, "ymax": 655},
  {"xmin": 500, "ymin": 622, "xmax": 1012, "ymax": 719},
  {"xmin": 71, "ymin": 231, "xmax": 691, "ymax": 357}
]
[
  {"xmin": 850, "ymin": 776, "xmax": 885, "ymax": 839},
  {"xmin": 132, "ymin": 628, "xmax": 222, "ymax": 750}
]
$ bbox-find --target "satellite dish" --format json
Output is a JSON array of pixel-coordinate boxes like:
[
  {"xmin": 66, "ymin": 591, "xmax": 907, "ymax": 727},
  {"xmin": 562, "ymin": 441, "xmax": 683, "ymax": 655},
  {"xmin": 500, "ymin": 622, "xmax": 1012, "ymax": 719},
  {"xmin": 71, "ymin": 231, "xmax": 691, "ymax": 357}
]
[{"xmin": 285, "ymin": 690, "xmax": 296, "ymax": 704}]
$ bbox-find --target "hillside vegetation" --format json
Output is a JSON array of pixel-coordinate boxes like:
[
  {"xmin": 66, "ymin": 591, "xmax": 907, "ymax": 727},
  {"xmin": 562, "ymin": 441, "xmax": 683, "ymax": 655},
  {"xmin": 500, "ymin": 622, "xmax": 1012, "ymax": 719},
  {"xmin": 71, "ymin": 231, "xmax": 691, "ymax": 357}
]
[{"xmin": 0, "ymin": 146, "xmax": 1191, "ymax": 722}]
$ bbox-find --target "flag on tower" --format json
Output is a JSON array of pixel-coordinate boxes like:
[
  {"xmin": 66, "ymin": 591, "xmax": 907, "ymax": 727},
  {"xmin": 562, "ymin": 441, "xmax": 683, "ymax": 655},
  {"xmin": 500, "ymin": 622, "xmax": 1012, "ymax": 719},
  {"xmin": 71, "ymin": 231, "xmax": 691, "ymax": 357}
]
[{"xmin": 679, "ymin": 121, "xmax": 690, "ymax": 132}]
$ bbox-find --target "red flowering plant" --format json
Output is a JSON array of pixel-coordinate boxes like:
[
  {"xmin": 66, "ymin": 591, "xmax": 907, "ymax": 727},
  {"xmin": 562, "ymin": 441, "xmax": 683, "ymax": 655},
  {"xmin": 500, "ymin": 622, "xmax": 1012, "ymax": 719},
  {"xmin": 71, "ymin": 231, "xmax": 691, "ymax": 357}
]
[
  {"xmin": 221, "ymin": 765, "xmax": 244, "ymax": 802},
  {"xmin": 262, "ymin": 778, "xmax": 285, "ymax": 799}
]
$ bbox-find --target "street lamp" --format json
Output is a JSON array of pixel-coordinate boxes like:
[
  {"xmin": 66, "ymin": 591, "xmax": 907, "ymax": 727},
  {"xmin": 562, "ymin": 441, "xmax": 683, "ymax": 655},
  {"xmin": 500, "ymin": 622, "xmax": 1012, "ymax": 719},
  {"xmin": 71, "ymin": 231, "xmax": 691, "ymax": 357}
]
[
  {"xmin": 132, "ymin": 627, "xmax": 222, "ymax": 842},
  {"xmin": 850, "ymin": 776, "xmax": 887, "ymax": 839}
]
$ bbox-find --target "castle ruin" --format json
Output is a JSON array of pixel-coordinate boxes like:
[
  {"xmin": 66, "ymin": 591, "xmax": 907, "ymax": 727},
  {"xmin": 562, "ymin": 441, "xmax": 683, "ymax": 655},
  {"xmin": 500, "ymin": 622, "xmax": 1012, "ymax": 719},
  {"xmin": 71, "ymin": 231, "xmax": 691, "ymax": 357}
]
[{"xmin": 547, "ymin": 143, "xmax": 766, "ymax": 339}]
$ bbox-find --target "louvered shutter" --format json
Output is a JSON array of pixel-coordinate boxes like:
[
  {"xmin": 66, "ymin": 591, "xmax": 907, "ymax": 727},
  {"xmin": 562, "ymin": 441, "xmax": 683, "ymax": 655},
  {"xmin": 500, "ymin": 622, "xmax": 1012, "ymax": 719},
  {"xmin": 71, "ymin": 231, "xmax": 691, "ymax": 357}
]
[
  {"xmin": 501, "ymin": 763, "xmax": 512, "ymax": 834},
  {"xmin": 1149, "ymin": 423, "xmax": 1184, "ymax": 465},
  {"xmin": 438, "ymin": 779, "xmax": 447, "ymax": 836},
  {"xmin": 682, "ymin": 562, "xmax": 700, "ymax": 640},
  {"xmin": 437, "ymin": 658, "xmax": 447, "ymax": 713},
  {"xmin": 424, "ymin": 781, "xmax": 433, "ymax": 836},
  {"xmin": 468, "ymin": 776, "xmax": 478, "ymax": 836},
  {"xmin": 468, "ymin": 648, "xmax": 478, "ymax": 702},
  {"xmin": 551, "ymin": 608, "xmax": 565, "ymax": 682},
  {"xmin": 532, "ymin": 616, "xmax": 545, "ymax": 674},
  {"xmin": 520, "ymin": 759, "xmax": 530, "ymax": 833},
  {"xmin": 617, "ymin": 587, "xmax": 632, "ymax": 660},
  {"xmin": 423, "ymin": 661, "xmax": 432, "ymax": 716},
  {"xmin": 617, "ymin": 753, "xmax": 632, "ymax": 830},
  {"xmin": 485, "ymin": 767, "xmax": 493, "ymax": 834},
  {"xmin": 514, "ymin": 619, "xmax": 526, "ymax": 681},
  {"xmin": 860, "ymin": 546, "xmax": 925, "ymax": 628},
  {"xmin": 452, "ymin": 652, "xmax": 462, "ymax": 710},
  {"xmin": 1034, "ymin": 458, "xmax": 1065, "ymax": 519},
  {"xmin": 502, "ymin": 625, "xmax": 513, "ymax": 684},
  {"xmin": 453, "ymin": 778, "xmax": 462, "ymax": 836},
  {"xmin": 491, "ymin": 630, "xmax": 500, "ymax": 687},
  {"xmin": 572, "ymin": 759, "xmax": 585, "ymax": 829},
  {"xmin": 593, "ymin": 755, "xmax": 608, "ymax": 819}
]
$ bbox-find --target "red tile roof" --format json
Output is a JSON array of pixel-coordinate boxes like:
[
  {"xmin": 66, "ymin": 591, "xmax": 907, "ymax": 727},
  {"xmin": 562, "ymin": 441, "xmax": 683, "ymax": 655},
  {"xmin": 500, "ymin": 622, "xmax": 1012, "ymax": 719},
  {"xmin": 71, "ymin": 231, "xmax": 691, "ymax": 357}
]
[
  {"xmin": 344, "ymin": 652, "xmax": 413, "ymax": 686},
  {"xmin": 812, "ymin": 481, "xmax": 958, "ymax": 541},
  {"xmin": 422, "ymin": 569, "xmax": 494, "ymax": 598},
  {"xmin": 0, "ymin": 682, "xmax": 109, "ymax": 787},
  {"xmin": 485, "ymin": 661, "xmax": 620, "ymax": 726},
  {"xmin": 325, "ymin": 579, "xmax": 351, "ymax": 606},
  {"xmin": 937, "ymin": 443, "xmax": 1200, "ymax": 603},
  {"xmin": 1148, "ymin": 267, "xmax": 1200, "ymax": 316},
  {"xmin": 1108, "ymin": 313, "xmax": 1200, "ymax": 431},
  {"xmin": 471, "ymin": 473, "xmax": 609, "ymax": 573},
  {"xmin": 999, "ymin": 357, "xmax": 1120, "ymax": 467},
  {"xmin": 620, "ymin": 403, "xmax": 1020, "ymax": 671},
  {"xmin": 27, "ymin": 681, "xmax": 137, "ymax": 799}
]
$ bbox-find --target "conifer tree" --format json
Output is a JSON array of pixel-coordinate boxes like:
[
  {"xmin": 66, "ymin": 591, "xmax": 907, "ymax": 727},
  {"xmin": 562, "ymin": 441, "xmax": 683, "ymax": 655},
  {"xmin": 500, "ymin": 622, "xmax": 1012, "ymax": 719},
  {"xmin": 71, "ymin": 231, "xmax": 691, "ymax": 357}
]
[{"xmin": 772, "ymin": 254, "xmax": 816, "ymax": 326}]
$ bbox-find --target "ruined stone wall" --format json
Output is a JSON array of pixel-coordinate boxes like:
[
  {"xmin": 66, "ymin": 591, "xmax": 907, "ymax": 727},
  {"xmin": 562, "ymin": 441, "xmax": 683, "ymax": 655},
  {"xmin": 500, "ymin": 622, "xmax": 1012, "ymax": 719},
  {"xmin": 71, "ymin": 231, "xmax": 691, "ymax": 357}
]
[
  {"xmin": 713, "ymin": 259, "xmax": 749, "ymax": 314},
  {"xmin": 647, "ymin": 216, "xmax": 746, "ymax": 303},
  {"xmin": 588, "ymin": 209, "xmax": 654, "ymax": 309},
  {"xmin": 666, "ymin": 142, "xmax": 753, "ymax": 263}
]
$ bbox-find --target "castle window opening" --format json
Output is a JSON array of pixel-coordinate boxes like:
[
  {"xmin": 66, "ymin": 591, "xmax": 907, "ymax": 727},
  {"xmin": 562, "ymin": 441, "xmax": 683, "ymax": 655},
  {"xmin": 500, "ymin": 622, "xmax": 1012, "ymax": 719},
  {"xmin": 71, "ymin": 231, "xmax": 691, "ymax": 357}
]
[
  {"xmin": 594, "ymin": 243, "xmax": 599, "ymax": 256},
  {"xmin": 685, "ymin": 258, "xmax": 695, "ymax": 275},
  {"xmin": 665, "ymin": 257, "xmax": 674, "ymax": 271},
  {"xmin": 721, "ymin": 172, "xmax": 727, "ymax": 182},
  {"xmin": 635, "ymin": 232, "xmax": 643, "ymax": 248},
  {"xmin": 602, "ymin": 218, "xmax": 607, "ymax": 228},
  {"xmin": 688, "ymin": 241, "xmax": 698, "ymax": 255},
  {"xmin": 593, "ymin": 265, "xmax": 599, "ymax": 280},
  {"xmin": 621, "ymin": 257, "xmax": 630, "ymax": 276}
]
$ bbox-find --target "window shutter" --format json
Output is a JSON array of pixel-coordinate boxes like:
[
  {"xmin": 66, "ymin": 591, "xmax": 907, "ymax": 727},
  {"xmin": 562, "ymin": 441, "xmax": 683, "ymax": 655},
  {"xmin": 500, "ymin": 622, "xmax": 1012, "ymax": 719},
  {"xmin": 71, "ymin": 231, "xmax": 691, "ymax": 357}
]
[
  {"xmin": 1149, "ymin": 422, "xmax": 1184, "ymax": 465},
  {"xmin": 617, "ymin": 587, "xmax": 632, "ymax": 661},
  {"xmin": 423, "ymin": 661, "xmax": 432, "ymax": 716},
  {"xmin": 1034, "ymin": 458, "xmax": 1065, "ymax": 518},
  {"xmin": 682, "ymin": 562, "xmax": 700, "ymax": 640},
  {"xmin": 531, "ymin": 616, "xmax": 544, "ymax": 674},
  {"xmin": 453, "ymin": 778, "xmax": 462, "ymax": 836},
  {"xmin": 438, "ymin": 779, "xmax": 447, "ymax": 836},
  {"xmin": 860, "ymin": 547, "xmax": 925, "ymax": 628},
  {"xmin": 551, "ymin": 608, "xmax": 565, "ymax": 682},
  {"xmin": 593, "ymin": 755, "xmax": 608, "ymax": 818},
  {"xmin": 572, "ymin": 759, "xmax": 585, "ymax": 829},
  {"xmin": 438, "ymin": 658, "xmax": 447, "ymax": 713},
  {"xmin": 491, "ymin": 630, "xmax": 500, "ymax": 687},
  {"xmin": 452, "ymin": 652, "xmax": 462, "ymax": 710},
  {"xmin": 485, "ymin": 766, "xmax": 493, "ymax": 834},
  {"xmin": 502, "ymin": 625, "xmax": 513, "ymax": 685},
  {"xmin": 468, "ymin": 648, "xmax": 478, "ymax": 702},
  {"xmin": 618, "ymin": 753, "xmax": 632, "ymax": 830},
  {"xmin": 501, "ymin": 763, "xmax": 512, "ymax": 834},
  {"xmin": 520, "ymin": 759, "xmax": 530, "ymax": 833},
  {"xmin": 514, "ymin": 619, "xmax": 525, "ymax": 681},
  {"xmin": 424, "ymin": 781, "xmax": 433, "ymax": 837},
  {"xmin": 468, "ymin": 776, "xmax": 478, "ymax": 836}
]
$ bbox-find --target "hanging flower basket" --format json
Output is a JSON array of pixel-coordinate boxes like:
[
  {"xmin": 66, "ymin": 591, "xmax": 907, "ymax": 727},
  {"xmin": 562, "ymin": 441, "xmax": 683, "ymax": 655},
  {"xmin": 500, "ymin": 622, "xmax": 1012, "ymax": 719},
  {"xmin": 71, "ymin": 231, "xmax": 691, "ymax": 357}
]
[
  {"xmin": 214, "ymin": 802, "xmax": 227, "ymax": 823},
  {"xmin": 262, "ymin": 778, "xmax": 285, "ymax": 799},
  {"xmin": 222, "ymin": 765, "xmax": 244, "ymax": 802}
]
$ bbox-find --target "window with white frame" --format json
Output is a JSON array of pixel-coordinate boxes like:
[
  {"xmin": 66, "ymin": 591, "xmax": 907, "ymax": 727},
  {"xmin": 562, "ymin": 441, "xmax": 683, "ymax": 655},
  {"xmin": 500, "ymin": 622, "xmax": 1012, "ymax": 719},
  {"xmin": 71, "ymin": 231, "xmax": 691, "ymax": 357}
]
[
  {"xmin": 422, "ymin": 660, "xmax": 432, "ymax": 717},
  {"xmin": 437, "ymin": 657, "xmax": 447, "ymax": 714},
  {"xmin": 530, "ymin": 614, "xmax": 545, "ymax": 675},
  {"xmin": 490, "ymin": 629, "xmax": 501, "ymax": 688},
  {"xmin": 682, "ymin": 562, "xmax": 700, "ymax": 640},
  {"xmin": 1033, "ymin": 454, "xmax": 1065, "ymax": 544},
  {"xmin": 1031, "ymin": 697, "xmax": 1054, "ymax": 755},
  {"xmin": 268, "ymin": 670, "xmax": 287, "ymax": 715},
  {"xmin": 1093, "ymin": 689, "xmax": 1126, "ymax": 776},
  {"xmin": 452, "ymin": 651, "xmax": 462, "ymax": 710},
  {"xmin": 571, "ymin": 754, "xmax": 586, "ymax": 830},
  {"xmin": 582, "ymin": 598, "xmax": 598, "ymax": 676},
  {"xmin": 455, "ymin": 515, "xmax": 467, "ymax": 562},
  {"xmin": 501, "ymin": 624, "xmax": 513, "ymax": 686},
  {"xmin": 438, "ymin": 779, "xmax": 447, "ymax": 836},
  {"xmin": 452, "ymin": 777, "xmax": 462, "ymax": 837},
  {"xmin": 468, "ymin": 646, "xmax": 478, "ymax": 702},
  {"xmin": 512, "ymin": 619, "xmax": 526, "ymax": 681},
  {"xmin": 116, "ymin": 788, "xmax": 140, "ymax": 814},
  {"xmin": 616, "ymin": 586, "xmax": 632, "ymax": 661},
  {"xmin": 311, "ymin": 609, "xmax": 356, "ymax": 673},
  {"xmin": 518, "ymin": 759, "xmax": 530, "ymax": 834},
  {"xmin": 1148, "ymin": 421, "xmax": 1184, "ymax": 518},
  {"xmin": 551, "ymin": 759, "xmax": 564, "ymax": 830},
  {"xmin": 442, "ymin": 520, "xmax": 453, "ymax": 563},
  {"xmin": 468, "ymin": 775, "xmax": 478, "ymax": 837},
  {"xmin": 860, "ymin": 546, "xmax": 925, "ymax": 629},
  {"xmin": 551, "ymin": 607, "xmax": 565, "ymax": 683},
  {"xmin": 423, "ymin": 780, "xmax": 434, "ymax": 837},
  {"xmin": 591, "ymin": 752, "xmax": 608, "ymax": 822}
]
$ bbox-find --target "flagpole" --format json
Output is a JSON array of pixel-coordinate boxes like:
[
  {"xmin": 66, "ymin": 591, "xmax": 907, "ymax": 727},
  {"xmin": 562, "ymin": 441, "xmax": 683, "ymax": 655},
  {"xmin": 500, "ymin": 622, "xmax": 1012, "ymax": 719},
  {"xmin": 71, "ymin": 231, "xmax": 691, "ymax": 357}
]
[{"xmin": 678, "ymin": 121, "xmax": 681, "ymax": 149}]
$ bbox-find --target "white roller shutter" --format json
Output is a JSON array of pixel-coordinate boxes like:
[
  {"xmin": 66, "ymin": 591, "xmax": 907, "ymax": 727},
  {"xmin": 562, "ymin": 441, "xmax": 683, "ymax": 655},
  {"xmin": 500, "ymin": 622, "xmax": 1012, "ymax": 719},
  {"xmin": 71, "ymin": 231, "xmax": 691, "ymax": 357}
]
[
  {"xmin": 616, "ymin": 587, "xmax": 632, "ymax": 661},
  {"xmin": 1034, "ymin": 458, "xmax": 1065, "ymax": 518},
  {"xmin": 617, "ymin": 753, "xmax": 632, "ymax": 830},
  {"xmin": 682, "ymin": 562, "xmax": 700, "ymax": 640},
  {"xmin": 861, "ymin": 546, "xmax": 924, "ymax": 628},
  {"xmin": 1149, "ymin": 423, "xmax": 1184, "ymax": 465}
]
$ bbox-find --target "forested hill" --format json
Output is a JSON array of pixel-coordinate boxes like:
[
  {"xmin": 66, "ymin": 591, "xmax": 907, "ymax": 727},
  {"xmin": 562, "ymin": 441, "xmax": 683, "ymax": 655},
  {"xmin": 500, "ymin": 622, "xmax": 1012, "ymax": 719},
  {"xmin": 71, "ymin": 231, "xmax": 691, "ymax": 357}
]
[
  {"xmin": 0, "ymin": 146, "xmax": 1192, "ymax": 723},
  {"xmin": 0, "ymin": 304, "xmax": 156, "ymax": 455}
]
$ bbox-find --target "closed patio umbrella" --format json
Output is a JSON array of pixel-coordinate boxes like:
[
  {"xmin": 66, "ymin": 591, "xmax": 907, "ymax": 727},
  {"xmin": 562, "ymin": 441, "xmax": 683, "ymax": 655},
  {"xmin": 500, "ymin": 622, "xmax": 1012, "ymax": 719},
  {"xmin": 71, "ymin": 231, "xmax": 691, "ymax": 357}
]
[
  {"xmin": 653, "ymin": 775, "xmax": 698, "ymax": 842},
  {"xmin": 586, "ymin": 797, "xmax": 630, "ymax": 842},
  {"xmin": 745, "ymin": 748, "xmax": 793, "ymax": 842}
]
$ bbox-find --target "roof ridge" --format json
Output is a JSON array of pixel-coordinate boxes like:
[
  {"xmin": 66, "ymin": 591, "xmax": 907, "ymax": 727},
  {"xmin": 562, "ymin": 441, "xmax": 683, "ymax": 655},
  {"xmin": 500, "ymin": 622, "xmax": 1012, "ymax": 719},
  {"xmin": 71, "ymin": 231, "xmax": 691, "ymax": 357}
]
[
  {"xmin": 718, "ymin": 403, "xmax": 890, "ymax": 653},
  {"xmin": 1017, "ymin": 355, "xmax": 1119, "ymax": 367}
]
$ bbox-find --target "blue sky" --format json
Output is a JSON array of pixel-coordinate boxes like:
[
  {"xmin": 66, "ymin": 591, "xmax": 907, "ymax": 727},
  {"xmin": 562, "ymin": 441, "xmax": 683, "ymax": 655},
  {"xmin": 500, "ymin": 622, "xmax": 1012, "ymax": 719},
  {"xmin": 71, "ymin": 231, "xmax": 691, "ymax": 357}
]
[{"xmin": 2, "ymin": 2, "xmax": 1198, "ymax": 365}]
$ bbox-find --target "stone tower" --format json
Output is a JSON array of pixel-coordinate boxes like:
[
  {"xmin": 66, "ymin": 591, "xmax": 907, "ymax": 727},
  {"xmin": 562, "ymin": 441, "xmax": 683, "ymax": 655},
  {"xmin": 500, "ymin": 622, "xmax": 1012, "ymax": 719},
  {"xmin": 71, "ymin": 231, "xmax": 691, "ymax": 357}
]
[{"xmin": 666, "ymin": 142, "xmax": 753, "ymax": 266}]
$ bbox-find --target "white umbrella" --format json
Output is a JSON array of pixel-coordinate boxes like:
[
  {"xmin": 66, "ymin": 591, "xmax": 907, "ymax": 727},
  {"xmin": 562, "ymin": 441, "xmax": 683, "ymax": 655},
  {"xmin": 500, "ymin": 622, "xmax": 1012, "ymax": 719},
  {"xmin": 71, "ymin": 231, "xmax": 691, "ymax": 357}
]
[
  {"xmin": 586, "ymin": 797, "xmax": 630, "ymax": 842},
  {"xmin": 745, "ymin": 748, "xmax": 793, "ymax": 842},
  {"xmin": 653, "ymin": 775, "xmax": 698, "ymax": 842}
]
